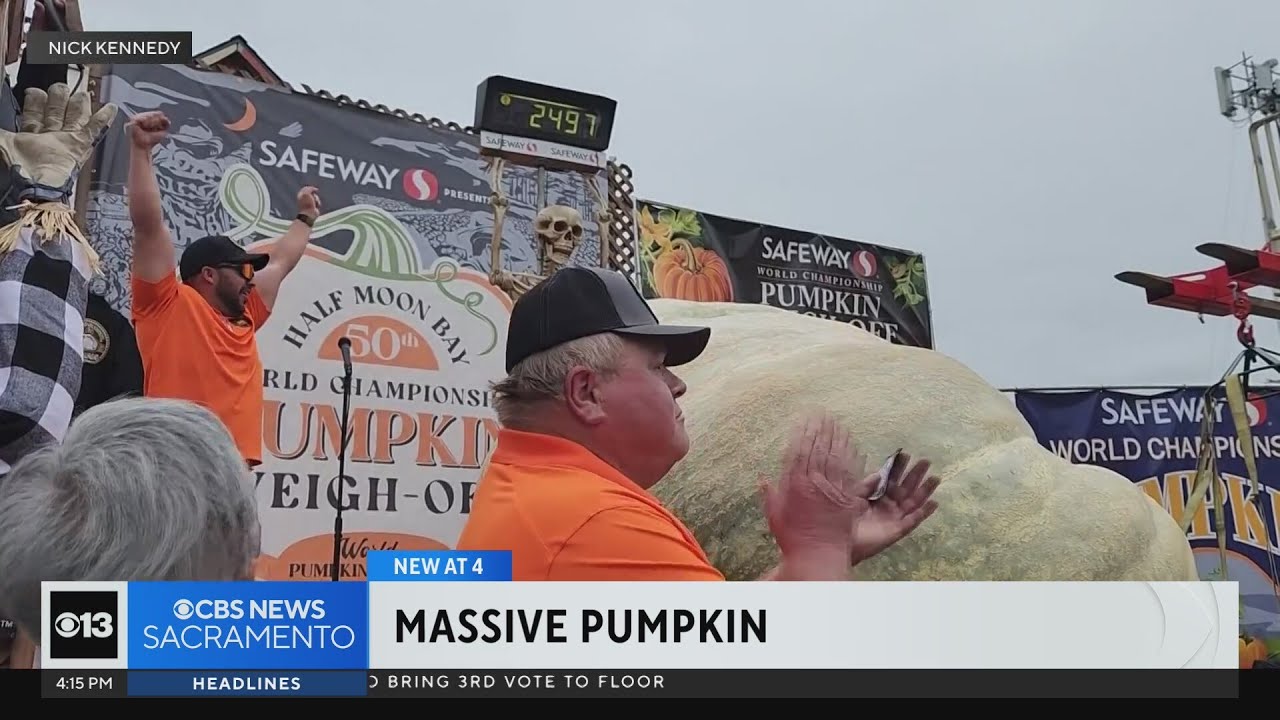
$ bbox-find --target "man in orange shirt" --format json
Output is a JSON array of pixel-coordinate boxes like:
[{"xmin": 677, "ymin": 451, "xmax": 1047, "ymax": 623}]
[
  {"xmin": 457, "ymin": 267, "xmax": 940, "ymax": 580},
  {"xmin": 124, "ymin": 110, "xmax": 320, "ymax": 467}
]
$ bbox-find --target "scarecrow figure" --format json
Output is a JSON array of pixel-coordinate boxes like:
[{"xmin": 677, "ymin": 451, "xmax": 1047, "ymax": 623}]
[{"xmin": 0, "ymin": 82, "xmax": 118, "ymax": 475}]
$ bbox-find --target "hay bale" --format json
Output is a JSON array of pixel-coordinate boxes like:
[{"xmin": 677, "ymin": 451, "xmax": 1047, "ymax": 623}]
[{"xmin": 649, "ymin": 299, "xmax": 1197, "ymax": 582}]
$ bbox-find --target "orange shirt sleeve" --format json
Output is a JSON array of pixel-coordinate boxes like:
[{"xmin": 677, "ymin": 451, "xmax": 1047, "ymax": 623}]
[
  {"xmin": 244, "ymin": 288, "xmax": 272, "ymax": 330},
  {"xmin": 547, "ymin": 505, "xmax": 727, "ymax": 581},
  {"xmin": 131, "ymin": 271, "xmax": 181, "ymax": 321}
]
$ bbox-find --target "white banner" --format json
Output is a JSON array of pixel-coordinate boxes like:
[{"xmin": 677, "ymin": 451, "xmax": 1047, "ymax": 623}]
[
  {"xmin": 85, "ymin": 63, "xmax": 610, "ymax": 583},
  {"xmin": 369, "ymin": 581, "xmax": 1240, "ymax": 670}
]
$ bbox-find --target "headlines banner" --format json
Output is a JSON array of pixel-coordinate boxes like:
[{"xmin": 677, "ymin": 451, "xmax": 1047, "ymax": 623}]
[
  {"xmin": 635, "ymin": 200, "xmax": 933, "ymax": 348},
  {"xmin": 81, "ymin": 63, "xmax": 608, "ymax": 581},
  {"xmin": 1014, "ymin": 387, "xmax": 1280, "ymax": 658},
  {"xmin": 39, "ymin": 553, "xmax": 1241, "ymax": 699}
]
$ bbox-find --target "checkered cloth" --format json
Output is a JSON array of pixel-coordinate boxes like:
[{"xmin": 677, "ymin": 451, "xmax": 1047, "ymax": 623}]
[{"xmin": 0, "ymin": 225, "xmax": 90, "ymax": 476}]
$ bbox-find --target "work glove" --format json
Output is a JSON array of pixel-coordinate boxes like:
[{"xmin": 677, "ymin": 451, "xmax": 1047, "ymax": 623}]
[{"xmin": 0, "ymin": 82, "xmax": 118, "ymax": 204}]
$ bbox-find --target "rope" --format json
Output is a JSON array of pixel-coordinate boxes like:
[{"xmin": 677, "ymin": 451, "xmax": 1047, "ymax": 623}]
[
  {"xmin": 1226, "ymin": 375, "xmax": 1263, "ymax": 502},
  {"xmin": 1182, "ymin": 384, "xmax": 1220, "ymax": 536},
  {"xmin": 1182, "ymin": 348, "xmax": 1280, "ymax": 626},
  {"xmin": 1224, "ymin": 373, "xmax": 1280, "ymax": 614},
  {"xmin": 582, "ymin": 170, "xmax": 611, "ymax": 269},
  {"xmin": 487, "ymin": 157, "xmax": 508, "ymax": 285},
  {"xmin": 0, "ymin": 200, "xmax": 99, "ymax": 274}
]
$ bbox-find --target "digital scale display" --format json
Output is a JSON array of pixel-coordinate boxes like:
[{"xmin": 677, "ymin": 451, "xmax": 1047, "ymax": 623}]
[{"xmin": 475, "ymin": 76, "xmax": 616, "ymax": 152}]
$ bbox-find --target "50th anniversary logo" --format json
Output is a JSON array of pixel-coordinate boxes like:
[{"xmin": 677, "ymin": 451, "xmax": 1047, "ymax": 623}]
[{"xmin": 213, "ymin": 165, "xmax": 514, "ymax": 583}]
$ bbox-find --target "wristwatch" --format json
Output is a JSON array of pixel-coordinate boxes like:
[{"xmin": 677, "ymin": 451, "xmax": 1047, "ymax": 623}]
[{"xmin": 295, "ymin": 213, "xmax": 316, "ymax": 227}]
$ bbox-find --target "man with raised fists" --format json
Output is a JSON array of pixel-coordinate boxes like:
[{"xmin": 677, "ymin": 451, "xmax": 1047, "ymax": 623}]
[{"xmin": 125, "ymin": 109, "xmax": 321, "ymax": 467}]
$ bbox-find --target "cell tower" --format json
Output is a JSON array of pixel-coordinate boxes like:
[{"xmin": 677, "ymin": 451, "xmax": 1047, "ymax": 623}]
[
  {"xmin": 1215, "ymin": 55, "xmax": 1280, "ymax": 246},
  {"xmin": 1214, "ymin": 56, "xmax": 1280, "ymax": 332},
  {"xmin": 1115, "ymin": 53, "xmax": 1280, "ymax": 342}
]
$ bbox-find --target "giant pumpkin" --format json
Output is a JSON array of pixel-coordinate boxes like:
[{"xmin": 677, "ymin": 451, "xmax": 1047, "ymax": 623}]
[
  {"xmin": 647, "ymin": 299, "xmax": 1198, "ymax": 582},
  {"xmin": 652, "ymin": 239, "xmax": 734, "ymax": 303}
]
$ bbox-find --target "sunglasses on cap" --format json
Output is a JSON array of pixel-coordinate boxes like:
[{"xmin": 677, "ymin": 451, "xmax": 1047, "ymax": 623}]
[{"xmin": 214, "ymin": 262, "xmax": 255, "ymax": 280}]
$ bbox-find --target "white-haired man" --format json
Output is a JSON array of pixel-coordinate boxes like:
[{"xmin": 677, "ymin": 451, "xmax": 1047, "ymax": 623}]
[
  {"xmin": 0, "ymin": 395, "xmax": 261, "ymax": 667},
  {"xmin": 457, "ymin": 267, "xmax": 939, "ymax": 580}
]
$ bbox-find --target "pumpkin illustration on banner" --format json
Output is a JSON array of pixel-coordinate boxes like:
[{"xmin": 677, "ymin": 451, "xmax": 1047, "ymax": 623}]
[
  {"xmin": 637, "ymin": 204, "xmax": 734, "ymax": 303},
  {"xmin": 1240, "ymin": 634, "xmax": 1269, "ymax": 669},
  {"xmin": 652, "ymin": 240, "xmax": 733, "ymax": 302}
]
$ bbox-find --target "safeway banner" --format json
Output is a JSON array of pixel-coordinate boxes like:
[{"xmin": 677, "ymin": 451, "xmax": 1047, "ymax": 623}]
[
  {"xmin": 80, "ymin": 63, "xmax": 606, "ymax": 580},
  {"xmin": 1014, "ymin": 387, "xmax": 1280, "ymax": 656},
  {"xmin": 635, "ymin": 201, "xmax": 933, "ymax": 348}
]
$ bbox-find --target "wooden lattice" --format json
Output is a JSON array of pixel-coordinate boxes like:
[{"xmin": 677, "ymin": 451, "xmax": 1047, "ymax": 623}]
[{"xmin": 605, "ymin": 160, "xmax": 638, "ymax": 282}]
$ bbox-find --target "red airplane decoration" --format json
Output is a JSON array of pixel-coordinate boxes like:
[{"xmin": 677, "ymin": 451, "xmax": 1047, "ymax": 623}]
[{"xmin": 1116, "ymin": 242, "xmax": 1280, "ymax": 346}]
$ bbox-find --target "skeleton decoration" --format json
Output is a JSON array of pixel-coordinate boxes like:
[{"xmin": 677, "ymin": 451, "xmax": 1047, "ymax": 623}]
[
  {"xmin": 486, "ymin": 155, "xmax": 612, "ymax": 303},
  {"xmin": 490, "ymin": 204, "xmax": 584, "ymax": 299}
]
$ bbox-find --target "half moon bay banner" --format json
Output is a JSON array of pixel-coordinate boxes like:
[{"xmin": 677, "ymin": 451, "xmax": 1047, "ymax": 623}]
[
  {"xmin": 635, "ymin": 200, "xmax": 933, "ymax": 348},
  {"xmin": 82, "ymin": 63, "xmax": 608, "ymax": 580},
  {"xmin": 1014, "ymin": 388, "xmax": 1280, "ymax": 653}
]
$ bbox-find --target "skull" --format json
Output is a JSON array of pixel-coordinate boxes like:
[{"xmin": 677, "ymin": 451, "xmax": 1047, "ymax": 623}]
[{"xmin": 533, "ymin": 204, "xmax": 584, "ymax": 273}]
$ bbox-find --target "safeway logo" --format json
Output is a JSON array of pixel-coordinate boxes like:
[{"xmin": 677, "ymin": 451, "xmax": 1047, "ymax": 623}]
[
  {"xmin": 402, "ymin": 168, "xmax": 438, "ymax": 201},
  {"xmin": 548, "ymin": 145, "xmax": 599, "ymax": 165},
  {"xmin": 849, "ymin": 250, "xmax": 877, "ymax": 279},
  {"xmin": 1246, "ymin": 394, "xmax": 1268, "ymax": 427},
  {"xmin": 480, "ymin": 132, "xmax": 535, "ymax": 154},
  {"xmin": 478, "ymin": 131, "xmax": 604, "ymax": 169}
]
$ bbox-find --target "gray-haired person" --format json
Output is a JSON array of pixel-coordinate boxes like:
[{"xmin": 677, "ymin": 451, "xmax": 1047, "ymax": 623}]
[{"xmin": 0, "ymin": 396, "xmax": 261, "ymax": 663}]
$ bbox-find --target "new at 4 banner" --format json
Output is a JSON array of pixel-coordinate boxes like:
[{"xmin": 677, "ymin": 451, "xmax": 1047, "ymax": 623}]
[
  {"xmin": 1014, "ymin": 388, "xmax": 1280, "ymax": 657},
  {"xmin": 634, "ymin": 201, "xmax": 933, "ymax": 348}
]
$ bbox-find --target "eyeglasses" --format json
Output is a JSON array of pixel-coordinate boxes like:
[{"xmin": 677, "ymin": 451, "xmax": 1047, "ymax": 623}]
[{"xmin": 215, "ymin": 262, "xmax": 255, "ymax": 280}]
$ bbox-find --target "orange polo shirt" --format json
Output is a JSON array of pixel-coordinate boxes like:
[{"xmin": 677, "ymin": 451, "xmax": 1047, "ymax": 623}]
[
  {"xmin": 456, "ymin": 429, "xmax": 725, "ymax": 581},
  {"xmin": 131, "ymin": 272, "xmax": 270, "ymax": 465}
]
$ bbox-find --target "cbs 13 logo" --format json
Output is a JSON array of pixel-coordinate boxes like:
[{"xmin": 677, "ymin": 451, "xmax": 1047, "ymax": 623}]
[{"xmin": 49, "ymin": 591, "xmax": 118, "ymax": 659}]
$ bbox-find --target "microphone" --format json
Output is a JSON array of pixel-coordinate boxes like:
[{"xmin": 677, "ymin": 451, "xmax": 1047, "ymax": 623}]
[
  {"xmin": 338, "ymin": 336, "xmax": 352, "ymax": 373},
  {"xmin": 332, "ymin": 335, "xmax": 355, "ymax": 582}
]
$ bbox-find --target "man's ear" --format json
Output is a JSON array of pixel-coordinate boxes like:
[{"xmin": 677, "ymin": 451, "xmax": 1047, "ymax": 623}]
[{"xmin": 563, "ymin": 366, "xmax": 606, "ymax": 425}]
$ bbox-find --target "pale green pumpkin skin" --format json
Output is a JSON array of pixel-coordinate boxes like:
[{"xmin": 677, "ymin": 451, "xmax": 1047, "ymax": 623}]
[{"xmin": 647, "ymin": 299, "xmax": 1199, "ymax": 582}]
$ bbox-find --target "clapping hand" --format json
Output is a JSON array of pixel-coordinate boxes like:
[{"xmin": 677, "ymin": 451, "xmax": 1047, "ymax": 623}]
[
  {"xmin": 845, "ymin": 450, "xmax": 941, "ymax": 565},
  {"xmin": 758, "ymin": 408, "xmax": 942, "ymax": 577},
  {"xmin": 759, "ymin": 410, "xmax": 861, "ymax": 575}
]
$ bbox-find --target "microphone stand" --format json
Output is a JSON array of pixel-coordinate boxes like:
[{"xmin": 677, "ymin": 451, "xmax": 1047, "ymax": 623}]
[{"xmin": 331, "ymin": 339, "xmax": 354, "ymax": 582}]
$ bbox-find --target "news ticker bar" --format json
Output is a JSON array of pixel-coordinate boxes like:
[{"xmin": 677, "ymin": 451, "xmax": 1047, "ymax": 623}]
[
  {"xmin": 40, "ymin": 562, "xmax": 1241, "ymax": 671},
  {"xmin": 38, "ymin": 669, "xmax": 1241, "ymax": 699}
]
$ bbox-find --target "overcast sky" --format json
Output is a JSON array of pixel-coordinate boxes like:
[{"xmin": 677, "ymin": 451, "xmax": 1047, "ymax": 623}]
[{"xmin": 77, "ymin": 0, "xmax": 1280, "ymax": 391}]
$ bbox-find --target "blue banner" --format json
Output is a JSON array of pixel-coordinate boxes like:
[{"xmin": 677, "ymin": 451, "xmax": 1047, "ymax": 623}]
[
  {"xmin": 126, "ymin": 581, "xmax": 368, "ymax": 670},
  {"xmin": 366, "ymin": 550, "xmax": 512, "ymax": 581},
  {"xmin": 1014, "ymin": 387, "xmax": 1280, "ymax": 654},
  {"xmin": 126, "ymin": 670, "xmax": 367, "ymax": 697}
]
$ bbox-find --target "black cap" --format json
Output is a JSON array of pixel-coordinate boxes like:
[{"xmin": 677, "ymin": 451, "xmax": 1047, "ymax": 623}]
[
  {"xmin": 179, "ymin": 235, "xmax": 270, "ymax": 281},
  {"xmin": 505, "ymin": 266, "xmax": 712, "ymax": 372}
]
